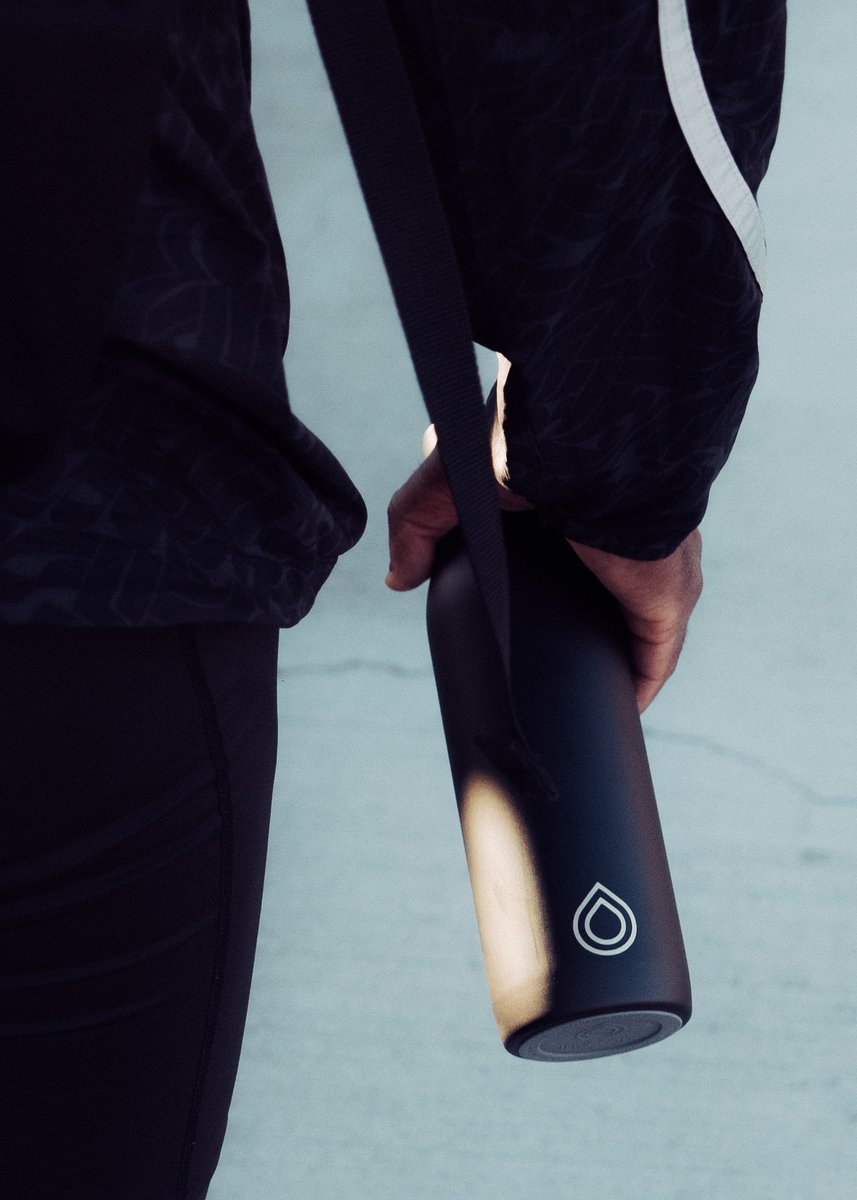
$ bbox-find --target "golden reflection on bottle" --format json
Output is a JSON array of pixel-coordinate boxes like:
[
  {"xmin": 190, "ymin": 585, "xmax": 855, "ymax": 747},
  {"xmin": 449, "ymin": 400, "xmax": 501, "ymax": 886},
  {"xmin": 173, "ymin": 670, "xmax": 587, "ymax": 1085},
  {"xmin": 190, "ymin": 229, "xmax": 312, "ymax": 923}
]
[{"xmin": 459, "ymin": 770, "xmax": 554, "ymax": 1041}]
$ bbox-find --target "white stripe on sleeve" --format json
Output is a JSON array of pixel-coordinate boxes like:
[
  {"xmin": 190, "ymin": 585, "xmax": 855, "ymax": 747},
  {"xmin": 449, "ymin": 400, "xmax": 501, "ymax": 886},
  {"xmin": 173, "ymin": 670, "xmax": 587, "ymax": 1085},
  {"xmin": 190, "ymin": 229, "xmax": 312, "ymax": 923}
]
[{"xmin": 658, "ymin": 0, "xmax": 767, "ymax": 292}]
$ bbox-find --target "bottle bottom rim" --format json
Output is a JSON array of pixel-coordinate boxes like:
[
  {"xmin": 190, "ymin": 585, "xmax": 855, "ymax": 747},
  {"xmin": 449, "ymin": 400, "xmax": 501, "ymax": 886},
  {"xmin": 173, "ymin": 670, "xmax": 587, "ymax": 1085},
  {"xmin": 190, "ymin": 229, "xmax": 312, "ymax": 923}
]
[{"xmin": 511, "ymin": 1009, "xmax": 685, "ymax": 1061}]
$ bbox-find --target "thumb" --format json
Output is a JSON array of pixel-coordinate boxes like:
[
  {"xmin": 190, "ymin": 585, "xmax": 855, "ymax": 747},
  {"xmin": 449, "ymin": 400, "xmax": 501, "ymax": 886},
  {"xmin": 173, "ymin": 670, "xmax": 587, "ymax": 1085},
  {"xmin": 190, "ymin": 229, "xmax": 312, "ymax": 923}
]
[
  {"xmin": 386, "ymin": 451, "xmax": 459, "ymax": 591},
  {"xmin": 386, "ymin": 522, "xmax": 443, "ymax": 591}
]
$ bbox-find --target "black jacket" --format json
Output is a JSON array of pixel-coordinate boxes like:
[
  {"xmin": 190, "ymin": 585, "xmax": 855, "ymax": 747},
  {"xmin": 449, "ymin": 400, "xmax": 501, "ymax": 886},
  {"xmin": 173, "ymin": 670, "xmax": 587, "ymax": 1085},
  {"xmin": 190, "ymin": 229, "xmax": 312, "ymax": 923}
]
[
  {"xmin": 371, "ymin": 0, "xmax": 787, "ymax": 558},
  {"xmin": 0, "ymin": 0, "xmax": 787, "ymax": 625},
  {"xmin": 0, "ymin": 1, "xmax": 175, "ymax": 466}
]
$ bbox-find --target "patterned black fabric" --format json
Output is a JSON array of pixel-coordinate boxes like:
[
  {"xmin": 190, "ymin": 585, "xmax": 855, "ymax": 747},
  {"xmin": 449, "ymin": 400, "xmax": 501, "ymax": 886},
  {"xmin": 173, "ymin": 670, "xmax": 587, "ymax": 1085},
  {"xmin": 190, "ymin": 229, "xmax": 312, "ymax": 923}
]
[
  {"xmin": 0, "ymin": 0, "xmax": 366, "ymax": 627},
  {"xmin": 0, "ymin": 0, "xmax": 174, "ymax": 450},
  {"xmin": 0, "ymin": 358, "xmax": 366, "ymax": 626},
  {"xmin": 386, "ymin": 0, "xmax": 787, "ymax": 558},
  {"xmin": 0, "ymin": 0, "xmax": 786, "ymax": 627}
]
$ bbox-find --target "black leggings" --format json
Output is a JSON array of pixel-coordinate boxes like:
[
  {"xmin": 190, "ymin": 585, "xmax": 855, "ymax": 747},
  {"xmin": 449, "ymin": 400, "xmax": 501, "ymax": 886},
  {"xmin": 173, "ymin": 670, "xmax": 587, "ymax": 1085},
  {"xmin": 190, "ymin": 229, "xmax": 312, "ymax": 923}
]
[{"xmin": 0, "ymin": 623, "xmax": 280, "ymax": 1199}]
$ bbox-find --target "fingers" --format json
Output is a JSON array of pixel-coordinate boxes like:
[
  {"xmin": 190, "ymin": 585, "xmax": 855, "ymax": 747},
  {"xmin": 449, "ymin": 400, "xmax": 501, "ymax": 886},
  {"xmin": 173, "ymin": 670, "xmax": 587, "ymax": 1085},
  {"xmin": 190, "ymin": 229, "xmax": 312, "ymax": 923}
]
[
  {"xmin": 569, "ymin": 529, "xmax": 703, "ymax": 714},
  {"xmin": 385, "ymin": 520, "xmax": 441, "ymax": 591},
  {"xmin": 385, "ymin": 451, "xmax": 459, "ymax": 591},
  {"xmin": 388, "ymin": 446, "xmax": 702, "ymax": 711},
  {"xmin": 622, "ymin": 607, "xmax": 690, "ymax": 713},
  {"xmin": 386, "ymin": 444, "xmax": 533, "ymax": 591}
]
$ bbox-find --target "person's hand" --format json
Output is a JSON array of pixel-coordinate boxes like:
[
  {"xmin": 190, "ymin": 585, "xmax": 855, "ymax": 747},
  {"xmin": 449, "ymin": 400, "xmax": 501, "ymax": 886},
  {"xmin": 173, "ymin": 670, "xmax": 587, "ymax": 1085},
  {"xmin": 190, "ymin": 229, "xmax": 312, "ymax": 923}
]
[
  {"xmin": 565, "ymin": 531, "xmax": 703, "ymax": 713},
  {"xmin": 385, "ymin": 446, "xmax": 530, "ymax": 592},
  {"xmin": 386, "ymin": 448, "xmax": 703, "ymax": 714}
]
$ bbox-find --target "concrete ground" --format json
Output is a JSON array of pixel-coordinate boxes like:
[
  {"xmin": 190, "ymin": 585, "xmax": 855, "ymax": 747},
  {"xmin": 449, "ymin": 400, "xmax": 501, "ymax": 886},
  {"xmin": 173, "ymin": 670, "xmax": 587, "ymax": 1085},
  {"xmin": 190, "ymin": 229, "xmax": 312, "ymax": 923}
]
[{"xmin": 211, "ymin": 3, "xmax": 857, "ymax": 1197}]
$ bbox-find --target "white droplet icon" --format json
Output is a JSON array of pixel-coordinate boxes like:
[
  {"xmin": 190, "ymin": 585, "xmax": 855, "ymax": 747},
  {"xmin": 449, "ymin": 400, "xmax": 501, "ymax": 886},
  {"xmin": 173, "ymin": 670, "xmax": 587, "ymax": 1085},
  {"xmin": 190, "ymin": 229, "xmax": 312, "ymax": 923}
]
[{"xmin": 573, "ymin": 882, "xmax": 638, "ymax": 956}]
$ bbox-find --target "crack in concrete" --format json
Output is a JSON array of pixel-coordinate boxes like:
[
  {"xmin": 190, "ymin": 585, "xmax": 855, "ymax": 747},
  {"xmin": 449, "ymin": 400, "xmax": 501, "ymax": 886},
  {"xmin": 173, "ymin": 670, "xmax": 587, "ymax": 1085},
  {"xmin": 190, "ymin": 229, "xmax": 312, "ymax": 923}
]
[
  {"xmin": 275, "ymin": 665, "xmax": 856, "ymax": 810},
  {"xmin": 279, "ymin": 658, "xmax": 432, "ymax": 681},
  {"xmin": 646, "ymin": 726, "xmax": 857, "ymax": 809}
]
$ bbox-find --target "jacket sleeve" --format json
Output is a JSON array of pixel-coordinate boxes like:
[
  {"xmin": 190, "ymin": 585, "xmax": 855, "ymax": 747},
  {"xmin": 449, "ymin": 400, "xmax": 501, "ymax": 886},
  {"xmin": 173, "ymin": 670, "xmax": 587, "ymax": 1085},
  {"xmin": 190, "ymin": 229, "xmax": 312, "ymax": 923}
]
[
  {"xmin": 0, "ymin": 2, "xmax": 173, "ymax": 478},
  {"xmin": 384, "ymin": 0, "xmax": 787, "ymax": 559}
]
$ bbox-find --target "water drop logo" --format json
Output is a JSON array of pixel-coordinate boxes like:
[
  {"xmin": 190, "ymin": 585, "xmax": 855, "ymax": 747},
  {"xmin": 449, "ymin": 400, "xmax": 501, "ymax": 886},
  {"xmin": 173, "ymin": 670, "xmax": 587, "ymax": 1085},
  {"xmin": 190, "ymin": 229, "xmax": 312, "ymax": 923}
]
[{"xmin": 573, "ymin": 882, "xmax": 638, "ymax": 956}]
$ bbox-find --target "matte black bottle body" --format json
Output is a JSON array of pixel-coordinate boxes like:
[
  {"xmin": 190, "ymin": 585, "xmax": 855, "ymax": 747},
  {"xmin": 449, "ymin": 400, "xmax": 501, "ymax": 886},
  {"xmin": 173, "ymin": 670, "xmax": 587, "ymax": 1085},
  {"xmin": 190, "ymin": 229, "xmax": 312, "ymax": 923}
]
[{"xmin": 427, "ymin": 514, "xmax": 691, "ymax": 1061}]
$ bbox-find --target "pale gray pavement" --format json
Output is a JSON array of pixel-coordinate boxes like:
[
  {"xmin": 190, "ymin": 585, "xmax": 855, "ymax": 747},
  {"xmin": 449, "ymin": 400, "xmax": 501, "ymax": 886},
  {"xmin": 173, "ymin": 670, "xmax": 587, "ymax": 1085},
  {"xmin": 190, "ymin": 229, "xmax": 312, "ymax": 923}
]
[{"xmin": 210, "ymin": 4, "xmax": 857, "ymax": 1197}]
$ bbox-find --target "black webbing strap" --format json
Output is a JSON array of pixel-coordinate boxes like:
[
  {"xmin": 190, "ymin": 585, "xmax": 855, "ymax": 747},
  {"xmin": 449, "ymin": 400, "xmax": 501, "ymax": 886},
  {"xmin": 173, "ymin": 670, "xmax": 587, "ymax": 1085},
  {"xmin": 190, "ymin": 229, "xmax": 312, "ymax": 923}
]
[
  {"xmin": 305, "ymin": 0, "xmax": 510, "ymax": 651},
  {"xmin": 305, "ymin": 0, "xmax": 554, "ymax": 797}
]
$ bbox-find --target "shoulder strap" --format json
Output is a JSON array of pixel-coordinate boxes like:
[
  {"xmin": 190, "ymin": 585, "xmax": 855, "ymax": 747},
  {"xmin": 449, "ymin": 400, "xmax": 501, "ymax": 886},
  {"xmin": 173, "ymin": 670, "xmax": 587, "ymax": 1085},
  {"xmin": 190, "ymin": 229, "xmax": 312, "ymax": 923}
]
[
  {"xmin": 306, "ymin": 0, "xmax": 554, "ymax": 798},
  {"xmin": 305, "ymin": 0, "xmax": 509, "ymax": 650}
]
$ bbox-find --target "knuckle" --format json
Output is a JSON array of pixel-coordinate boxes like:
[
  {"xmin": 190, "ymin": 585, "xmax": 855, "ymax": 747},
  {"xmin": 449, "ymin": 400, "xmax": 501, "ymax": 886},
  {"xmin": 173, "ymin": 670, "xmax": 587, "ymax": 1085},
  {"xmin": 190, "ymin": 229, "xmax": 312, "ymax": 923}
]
[{"xmin": 386, "ymin": 489, "xmax": 405, "ymax": 523}]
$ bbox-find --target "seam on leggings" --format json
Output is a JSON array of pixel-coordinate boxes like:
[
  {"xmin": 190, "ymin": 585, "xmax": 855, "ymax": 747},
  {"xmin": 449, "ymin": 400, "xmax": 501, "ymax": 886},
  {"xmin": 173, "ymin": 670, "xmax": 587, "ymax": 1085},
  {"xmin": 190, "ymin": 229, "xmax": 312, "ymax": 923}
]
[{"xmin": 176, "ymin": 625, "xmax": 235, "ymax": 1200}]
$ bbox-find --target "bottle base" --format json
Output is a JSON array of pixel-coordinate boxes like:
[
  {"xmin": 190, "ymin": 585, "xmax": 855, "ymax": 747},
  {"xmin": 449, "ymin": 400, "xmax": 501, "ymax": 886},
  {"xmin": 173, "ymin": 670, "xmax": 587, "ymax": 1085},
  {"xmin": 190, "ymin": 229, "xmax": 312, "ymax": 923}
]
[{"xmin": 509, "ymin": 1009, "xmax": 685, "ymax": 1062}]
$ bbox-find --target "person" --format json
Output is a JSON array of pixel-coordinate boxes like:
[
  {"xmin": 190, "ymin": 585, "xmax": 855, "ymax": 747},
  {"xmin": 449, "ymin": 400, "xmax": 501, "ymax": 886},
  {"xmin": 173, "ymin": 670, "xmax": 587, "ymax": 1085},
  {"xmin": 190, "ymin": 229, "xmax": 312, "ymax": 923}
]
[
  {"xmin": 0, "ymin": 1, "xmax": 786, "ymax": 1197},
  {"xmin": 379, "ymin": 0, "xmax": 786, "ymax": 714},
  {"xmin": 386, "ymin": 428, "xmax": 704, "ymax": 716}
]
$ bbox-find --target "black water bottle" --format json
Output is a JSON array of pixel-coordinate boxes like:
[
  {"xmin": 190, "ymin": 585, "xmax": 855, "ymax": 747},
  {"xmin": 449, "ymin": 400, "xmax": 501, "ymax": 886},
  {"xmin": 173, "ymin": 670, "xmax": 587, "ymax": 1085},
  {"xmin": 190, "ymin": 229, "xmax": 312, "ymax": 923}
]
[{"xmin": 426, "ymin": 512, "xmax": 692, "ymax": 1061}]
